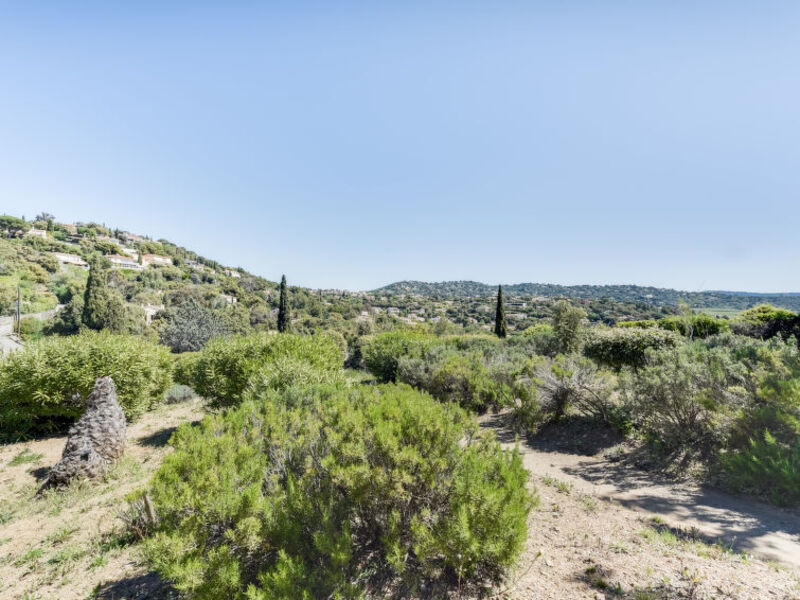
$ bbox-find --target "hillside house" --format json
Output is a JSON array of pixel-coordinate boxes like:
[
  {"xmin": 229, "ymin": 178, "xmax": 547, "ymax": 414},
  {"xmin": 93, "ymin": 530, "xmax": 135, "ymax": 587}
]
[
  {"xmin": 223, "ymin": 268, "xmax": 242, "ymax": 278},
  {"xmin": 25, "ymin": 227, "xmax": 48, "ymax": 239},
  {"xmin": 53, "ymin": 252, "xmax": 89, "ymax": 268},
  {"xmin": 142, "ymin": 254, "xmax": 172, "ymax": 267},
  {"xmin": 96, "ymin": 234, "xmax": 122, "ymax": 246},
  {"xmin": 108, "ymin": 254, "xmax": 144, "ymax": 270},
  {"xmin": 141, "ymin": 303, "xmax": 165, "ymax": 325}
]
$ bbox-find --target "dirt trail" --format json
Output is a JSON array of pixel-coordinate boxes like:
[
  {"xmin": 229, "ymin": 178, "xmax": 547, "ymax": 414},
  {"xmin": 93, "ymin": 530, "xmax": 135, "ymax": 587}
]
[{"xmin": 482, "ymin": 413, "xmax": 800, "ymax": 570}]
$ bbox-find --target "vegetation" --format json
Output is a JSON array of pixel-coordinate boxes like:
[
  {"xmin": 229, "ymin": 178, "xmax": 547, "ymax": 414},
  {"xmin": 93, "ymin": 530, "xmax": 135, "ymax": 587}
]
[
  {"xmin": 277, "ymin": 274, "xmax": 289, "ymax": 333},
  {"xmin": 144, "ymin": 384, "xmax": 535, "ymax": 599},
  {"xmin": 0, "ymin": 332, "xmax": 172, "ymax": 437},
  {"xmin": 494, "ymin": 284, "xmax": 507, "ymax": 338},
  {"xmin": 174, "ymin": 332, "xmax": 345, "ymax": 406}
]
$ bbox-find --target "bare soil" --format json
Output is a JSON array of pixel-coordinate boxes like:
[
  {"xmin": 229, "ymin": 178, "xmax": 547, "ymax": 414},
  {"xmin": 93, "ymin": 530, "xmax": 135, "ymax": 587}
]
[
  {"xmin": 1, "ymin": 401, "xmax": 798, "ymax": 600},
  {"xmin": 482, "ymin": 412, "xmax": 800, "ymax": 600}
]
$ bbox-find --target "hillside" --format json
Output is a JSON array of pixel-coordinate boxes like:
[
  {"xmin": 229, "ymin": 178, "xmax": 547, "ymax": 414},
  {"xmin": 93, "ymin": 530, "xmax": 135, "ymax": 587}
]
[{"xmin": 374, "ymin": 280, "xmax": 800, "ymax": 312}]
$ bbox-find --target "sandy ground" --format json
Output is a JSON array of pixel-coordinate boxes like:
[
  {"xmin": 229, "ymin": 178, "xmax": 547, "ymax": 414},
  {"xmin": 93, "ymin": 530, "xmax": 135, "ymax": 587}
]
[
  {"xmin": 480, "ymin": 413, "xmax": 800, "ymax": 600},
  {"xmin": 1, "ymin": 401, "xmax": 798, "ymax": 600},
  {"xmin": 0, "ymin": 397, "xmax": 205, "ymax": 600}
]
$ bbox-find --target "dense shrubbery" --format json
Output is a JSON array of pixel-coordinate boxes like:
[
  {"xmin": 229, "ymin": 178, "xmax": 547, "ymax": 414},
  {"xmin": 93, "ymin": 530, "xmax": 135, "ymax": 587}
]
[
  {"xmin": 534, "ymin": 355, "xmax": 617, "ymax": 424},
  {"xmin": 583, "ymin": 327, "xmax": 680, "ymax": 370},
  {"xmin": 0, "ymin": 331, "xmax": 173, "ymax": 437},
  {"xmin": 362, "ymin": 330, "xmax": 433, "ymax": 382},
  {"xmin": 657, "ymin": 313, "xmax": 729, "ymax": 338},
  {"xmin": 175, "ymin": 332, "xmax": 345, "ymax": 406},
  {"xmin": 144, "ymin": 385, "xmax": 535, "ymax": 598}
]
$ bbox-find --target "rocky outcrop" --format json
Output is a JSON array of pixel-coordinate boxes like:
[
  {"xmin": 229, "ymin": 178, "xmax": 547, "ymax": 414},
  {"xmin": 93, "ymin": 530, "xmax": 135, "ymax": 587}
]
[{"xmin": 44, "ymin": 376, "xmax": 127, "ymax": 488}]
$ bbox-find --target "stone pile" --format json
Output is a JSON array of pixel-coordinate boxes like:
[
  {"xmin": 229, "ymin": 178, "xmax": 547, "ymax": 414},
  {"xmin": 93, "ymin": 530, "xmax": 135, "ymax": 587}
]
[{"xmin": 44, "ymin": 376, "xmax": 127, "ymax": 488}]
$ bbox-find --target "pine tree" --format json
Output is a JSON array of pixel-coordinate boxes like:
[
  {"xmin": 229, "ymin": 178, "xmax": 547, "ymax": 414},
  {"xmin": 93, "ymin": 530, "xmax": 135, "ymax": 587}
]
[
  {"xmin": 277, "ymin": 274, "xmax": 289, "ymax": 333},
  {"xmin": 494, "ymin": 285, "xmax": 507, "ymax": 338}
]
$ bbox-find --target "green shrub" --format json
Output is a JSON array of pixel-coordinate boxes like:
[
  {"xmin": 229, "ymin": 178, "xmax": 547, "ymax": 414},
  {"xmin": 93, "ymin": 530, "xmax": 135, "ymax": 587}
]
[
  {"xmin": 722, "ymin": 430, "xmax": 800, "ymax": 506},
  {"xmin": 180, "ymin": 332, "xmax": 344, "ymax": 406},
  {"xmin": 657, "ymin": 314, "xmax": 729, "ymax": 339},
  {"xmin": 428, "ymin": 353, "xmax": 510, "ymax": 413},
  {"xmin": 619, "ymin": 344, "xmax": 748, "ymax": 454},
  {"xmin": 616, "ymin": 320, "xmax": 657, "ymax": 329},
  {"xmin": 584, "ymin": 327, "xmax": 680, "ymax": 370},
  {"xmin": 535, "ymin": 355, "xmax": 616, "ymax": 423},
  {"xmin": 362, "ymin": 330, "xmax": 433, "ymax": 382},
  {"xmin": 0, "ymin": 332, "xmax": 173, "ymax": 437},
  {"xmin": 144, "ymin": 385, "xmax": 535, "ymax": 598}
]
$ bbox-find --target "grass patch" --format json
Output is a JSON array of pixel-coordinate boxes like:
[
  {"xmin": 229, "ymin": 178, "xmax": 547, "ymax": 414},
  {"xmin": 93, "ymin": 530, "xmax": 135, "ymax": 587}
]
[
  {"xmin": 542, "ymin": 474, "xmax": 574, "ymax": 494},
  {"xmin": 8, "ymin": 448, "xmax": 44, "ymax": 467}
]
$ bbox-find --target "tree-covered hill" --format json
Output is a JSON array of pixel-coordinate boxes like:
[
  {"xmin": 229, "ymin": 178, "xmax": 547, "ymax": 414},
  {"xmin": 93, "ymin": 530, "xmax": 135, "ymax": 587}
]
[{"xmin": 374, "ymin": 280, "xmax": 800, "ymax": 312}]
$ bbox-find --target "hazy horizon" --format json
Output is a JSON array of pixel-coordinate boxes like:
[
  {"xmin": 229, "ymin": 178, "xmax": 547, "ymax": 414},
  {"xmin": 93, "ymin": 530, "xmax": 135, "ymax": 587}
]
[{"xmin": 3, "ymin": 3, "xmax": 799, "ymax": 292}]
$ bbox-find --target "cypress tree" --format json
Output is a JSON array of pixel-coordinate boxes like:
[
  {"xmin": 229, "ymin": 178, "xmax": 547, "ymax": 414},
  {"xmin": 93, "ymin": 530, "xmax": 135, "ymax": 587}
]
[
  {"xmin": 277, "ymin": 274, "xmax": 289, "ymax": 333},
  {"xmin": 82, "ymin": 256, "xmax": 113, "ymax": 330},
  {"xmin": 494, "ymin": 284, "xmax": 507, "ymax": 338}
]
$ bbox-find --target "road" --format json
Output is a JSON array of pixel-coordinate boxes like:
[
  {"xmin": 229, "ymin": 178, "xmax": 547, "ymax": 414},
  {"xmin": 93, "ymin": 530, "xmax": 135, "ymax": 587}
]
[{"xmin": 0, "ymin": 306, "xmax": 63, "ymax": 355}]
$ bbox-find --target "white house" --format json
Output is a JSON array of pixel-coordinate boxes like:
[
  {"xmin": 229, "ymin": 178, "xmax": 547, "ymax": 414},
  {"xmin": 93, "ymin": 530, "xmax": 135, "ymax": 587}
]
[
  {"xmin": 108, "ymin": 254, "xmax": 144, "ymax": 270},
  {"xmin": 53, "ymin": 252, "xmax": 88, "ymax": 268},
  {"xmin": 142, "ymin": 254, "xmax": 172, "ymax": 267},
  {"xmin": 25, "ymin": 227, "xmax": 48, "ymax": 239}
]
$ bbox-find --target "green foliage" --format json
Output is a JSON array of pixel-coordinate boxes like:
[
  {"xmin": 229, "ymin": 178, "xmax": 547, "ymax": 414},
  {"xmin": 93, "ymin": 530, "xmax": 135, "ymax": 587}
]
[
  {"xmin": 0, "ymin": 332, "xmax": 173, "ymax": 437},
  {"xmin": 616, "ymin": 320, "xmax": 657, "ymax": 329},
  {"xmin": 535, "ymin": 355, "xmax": 616, "ymax": 423},
  {"xmin": 657, "ymin": 313, "xmax": 729, "ymax": 339},
  {"xmin": 552, "ymin": 300, "xmax": 586, "ymax": 353},
  {"xmin": 428, "ymin": 353, "xmax": 509, "ymax": 413},
  {"xmin": 521, "ymin": 323, "xmax": 560, "ymax": 356},
  {"xmin": 494, "ymin": 284, "xmax": 507, "ymax": 338},
  {"xmin": 584, "ymin": 327, "xmax": 681, "ymax": 370},
  {"xmin": 362, "ymin": 330, "xmax": 433, "ymax": 383},
  {"xmin": 177, "ymin": 332, "xmax": 345, "ymax": 406},
  {"xmin": 82, "ymin": 256, "xmax": 134, "ymax": 332},
  {"xmin": 159, "ymin": 297, "xmax": 229, "ymax": 352},
  {"xmin": 277, "ymin": 274, "xmax": 289, "ymax": 333},
  {"xmin": 722, "ymin": 430, "xmax": 800, "ymax": 506},
  {"xmin": 619, "ymin": 344, "xmax": 749, "ymax": 454},
  {"xmin": 144, "ymin": 385, "xmax": 535, "ymax": 598}
]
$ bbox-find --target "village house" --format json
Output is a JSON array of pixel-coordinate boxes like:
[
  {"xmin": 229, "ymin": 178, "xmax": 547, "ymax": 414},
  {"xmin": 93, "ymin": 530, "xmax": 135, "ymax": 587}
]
[
  {"xmin": 141, "ymin": 303, "xmax": 165, "ymax": 325},
  {"xmin": 53, "ymin": 252, "xmax": 89, "ymax": 268},
  {"xmin": 107, "ymin": 254, "xmax": 144, "ymax": 270},
  {"xmin": 223, "ymin": 268, "xmax": 242, "ymax": 278},
  {"xmin": 96, "ymin": 234, "xmax": 122, "ymax": 246},
  {"xmin": 142, "ymin": 254, "xmax": 172, "ymax": 267},
  {"xmin": 25, "ymin": 227, "xmax": 48, "ymax": 239}
]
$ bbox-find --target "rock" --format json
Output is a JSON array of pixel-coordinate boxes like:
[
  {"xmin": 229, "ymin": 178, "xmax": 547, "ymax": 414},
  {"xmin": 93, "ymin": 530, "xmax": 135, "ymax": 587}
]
[{"xmin": 43, "ymin": 376, "xmax": 127, "ymax": 488}]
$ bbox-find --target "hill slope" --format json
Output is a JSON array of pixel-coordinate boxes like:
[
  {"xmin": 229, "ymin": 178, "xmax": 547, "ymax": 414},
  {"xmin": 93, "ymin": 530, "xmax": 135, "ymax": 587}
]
[{"xmin": 374, "ymin": 280, "xmax": 800, "ymax": 311}]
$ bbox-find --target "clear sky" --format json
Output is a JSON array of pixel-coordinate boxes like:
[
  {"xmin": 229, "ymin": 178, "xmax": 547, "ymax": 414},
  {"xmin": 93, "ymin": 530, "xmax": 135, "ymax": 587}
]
[{"xmin": 1, "ymin": 2, "xmax": 798, "ymax": 292}]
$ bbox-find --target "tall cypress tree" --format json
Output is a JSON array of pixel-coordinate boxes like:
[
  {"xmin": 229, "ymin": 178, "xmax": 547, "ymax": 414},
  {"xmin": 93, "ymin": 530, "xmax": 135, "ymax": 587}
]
[
  {"xmin": 277, "ymin": 274, "xmax": 289, "ymax": 333},
  {"xmin": 494, "ymin": 284, "xmax": 507, "ymax": 338}
]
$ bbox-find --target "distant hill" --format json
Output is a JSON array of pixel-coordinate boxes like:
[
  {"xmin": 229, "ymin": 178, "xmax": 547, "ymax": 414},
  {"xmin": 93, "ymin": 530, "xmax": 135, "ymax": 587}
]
[{"xmin": 373, "ymin": 280, "xmax": 800, "ymax": 312}]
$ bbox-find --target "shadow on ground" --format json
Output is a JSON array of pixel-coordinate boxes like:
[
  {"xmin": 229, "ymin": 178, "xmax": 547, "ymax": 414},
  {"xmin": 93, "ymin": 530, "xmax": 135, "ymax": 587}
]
[
  {"xmin": 94, "ymin": 572, "xmax": 178, "ymax": 600},
  {"xmin": 481, "ymin": 411, "xmax": 800, "ymax": 567},
  {"xmin": 136, "ymin": 420, "xmax": 201, "ymax": 448}
]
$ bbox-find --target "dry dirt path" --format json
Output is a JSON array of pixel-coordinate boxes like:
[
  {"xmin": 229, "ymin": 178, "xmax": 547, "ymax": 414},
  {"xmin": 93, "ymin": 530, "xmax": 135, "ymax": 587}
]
[{"xmin": 481, "ymin": 413, "xmax": 800, "ymax": 570}]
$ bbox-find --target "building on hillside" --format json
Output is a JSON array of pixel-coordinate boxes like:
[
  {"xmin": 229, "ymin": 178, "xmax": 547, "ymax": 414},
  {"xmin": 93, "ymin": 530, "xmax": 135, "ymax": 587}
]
[
  {"xmin": 141, "ymin": 304, "xmax": 165, "ymax": 325},
  {"xmin": 121, "ymin": 232, "xmax": 145, "ymax": 243},
  {"xmin": 220, "ymin": 294, "xmax": 238, "ymax": 305},
  {"xmin": 53, "ymin": 252, "xmax": 89, "ymax": 268},
  {"xmin": 96, "ymin": 234, "xmax": 122, "ymax": 246},
  {"xmin": 142, "ymin": 254, "xmax": 172, "ymax": 267},
  {"xmin": 108, "ymin": 254, "xmax": 144, "ymax": 270},
  {"xmin": 121, "ymin": 247, "xmax": 139, "ymax": 260},
  {"xmin": 25, "ymin": 227, "xmax": 48, "ymax": 239},
  {"xmin": 223, "ymin": 268, "xmax": 242, "ymax": 278}
]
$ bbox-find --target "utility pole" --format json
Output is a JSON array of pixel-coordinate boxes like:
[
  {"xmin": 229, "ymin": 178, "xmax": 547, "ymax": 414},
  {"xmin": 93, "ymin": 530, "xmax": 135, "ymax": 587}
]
[{"xmin": 16, "ymin": 285, "xmax": 21, "ymax": 335}]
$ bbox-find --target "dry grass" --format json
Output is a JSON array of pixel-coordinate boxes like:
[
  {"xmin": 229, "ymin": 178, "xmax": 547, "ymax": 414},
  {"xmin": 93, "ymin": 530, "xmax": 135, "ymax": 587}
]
[{"xmin": 0, "ymin": 396, "xmax": 205, "ymax": 600}]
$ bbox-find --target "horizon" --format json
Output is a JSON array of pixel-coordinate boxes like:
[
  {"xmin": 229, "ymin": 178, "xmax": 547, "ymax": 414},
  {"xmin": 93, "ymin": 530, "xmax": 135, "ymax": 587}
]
[{"xmin": 3, "ymin": 3, "xmax": 800, "ymax": 292}]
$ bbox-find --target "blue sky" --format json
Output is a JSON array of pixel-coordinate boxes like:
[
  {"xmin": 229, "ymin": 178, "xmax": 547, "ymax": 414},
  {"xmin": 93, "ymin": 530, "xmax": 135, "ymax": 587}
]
[{"xmin": 1, "ymin": 2, "xmax": 798, "ymax": 291}]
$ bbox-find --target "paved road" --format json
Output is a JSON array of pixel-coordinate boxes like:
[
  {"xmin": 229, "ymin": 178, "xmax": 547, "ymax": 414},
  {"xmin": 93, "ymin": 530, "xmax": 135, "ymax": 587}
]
[{"xmin": 0, "ymin": 306, "xmax": 63, "ymax": 355}]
